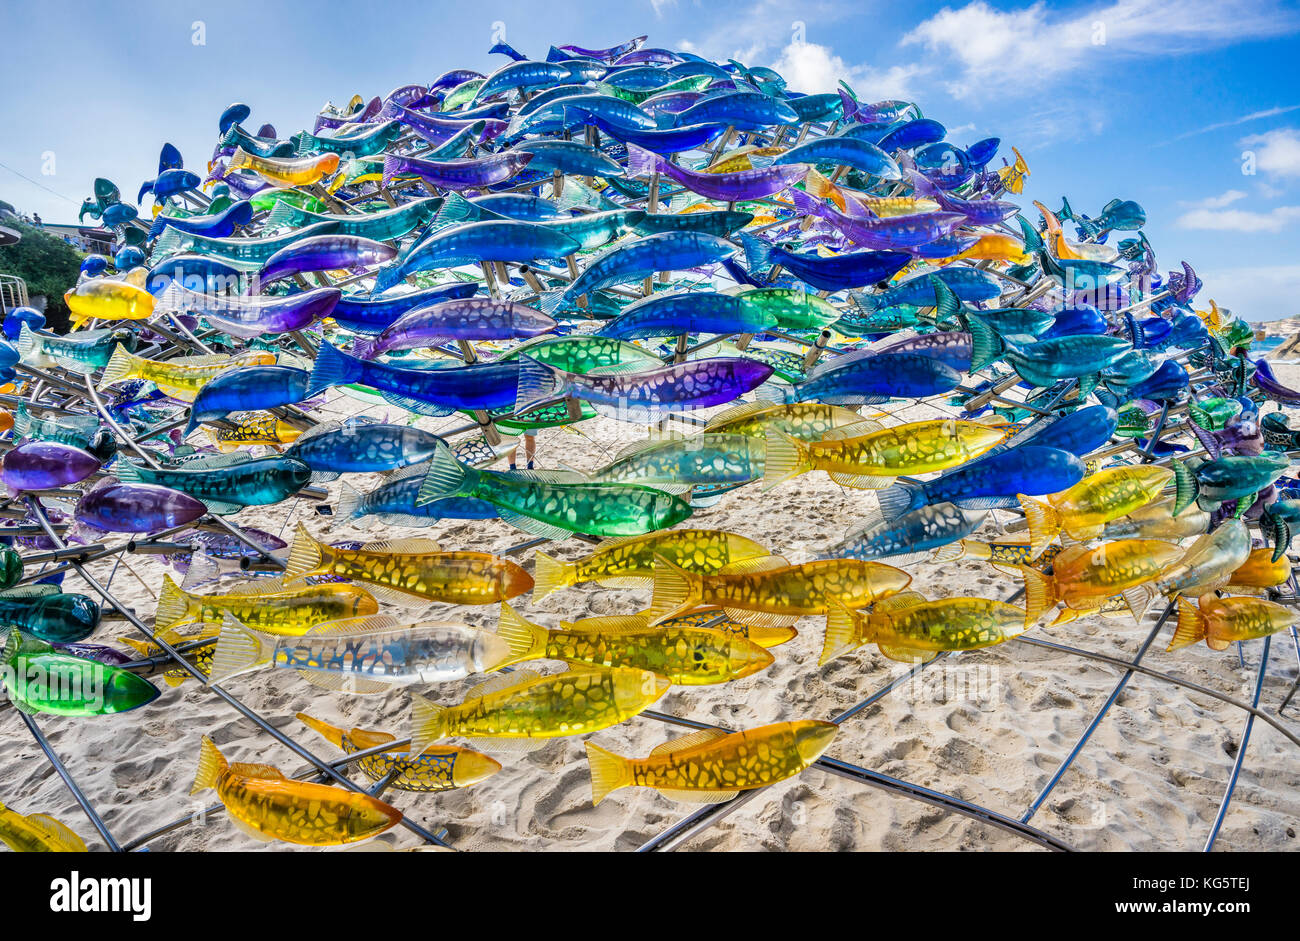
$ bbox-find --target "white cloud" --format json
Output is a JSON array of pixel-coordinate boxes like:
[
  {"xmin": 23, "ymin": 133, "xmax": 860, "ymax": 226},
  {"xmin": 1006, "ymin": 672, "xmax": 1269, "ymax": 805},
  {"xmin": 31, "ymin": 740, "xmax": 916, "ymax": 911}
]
[
  {"xmin": 650, "ymin": 0, "xmax": 677, "ymax": 17},
  {"xmin": 1181, "ymin": 190, "xmax": 1247, "ymax": 210},
  {"xmin": 903, "ymin": 0, "xmax": 1300, "ymax": 98},
  {"xmin": 1241, "ymin": 127, "xmax": 1300, "ymax": 178},
  {"xmin": 1175, "ymin": 203, "xmax": 1300, "ymax": 233},
  {"xmin": 769, "ymin": 40, "xmax": 927, "ymax": 98},
  {"xmin": 1198, "ymin": 264, "xmax": 1300, "ymax": 322}
]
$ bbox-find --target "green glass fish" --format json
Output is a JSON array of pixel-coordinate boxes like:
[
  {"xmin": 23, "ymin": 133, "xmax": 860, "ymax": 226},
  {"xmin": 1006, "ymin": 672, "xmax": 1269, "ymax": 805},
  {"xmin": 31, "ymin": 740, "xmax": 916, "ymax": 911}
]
[{"xmin": 1, "ymin": 629, "xmax": 160, "ymax": 717}]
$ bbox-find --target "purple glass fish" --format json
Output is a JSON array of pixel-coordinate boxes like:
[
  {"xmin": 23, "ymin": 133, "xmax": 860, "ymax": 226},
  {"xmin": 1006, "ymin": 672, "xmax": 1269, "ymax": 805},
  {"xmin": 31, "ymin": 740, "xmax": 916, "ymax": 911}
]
[
  {"xmin": 382, "ymin": 151, "xmax": 532, "ymax": 190},
  {"xmin": 790, "ymin": 189, "xmax": 966, "ymax": 250},
  {"xmin": 1, "ymin": 442, "xmax": 102, "ymax": 492},
  {"xmin": 626, "ymin": 144, "xmax": 805, "ymax": 201},
  {"xmin": 356, "ymin": 298, "xmax": 557, "ymax": 359},
  {"xmin": 516, "ymin": 355, "xmax": 774, "ymax": 422},
  {"xmin": 75, "ymin": 479, "xmax": 207, "ymax": 534},
  {"xmin": 259, "ymin": 236, "xmax": 395, "ymax": 285}
]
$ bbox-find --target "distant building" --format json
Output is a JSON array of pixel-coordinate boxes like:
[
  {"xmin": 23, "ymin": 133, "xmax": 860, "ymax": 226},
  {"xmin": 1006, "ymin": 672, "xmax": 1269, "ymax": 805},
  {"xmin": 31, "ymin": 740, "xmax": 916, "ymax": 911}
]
[{"xmin": 36, "ymin": 222, "xmax": 113, "ymax": 255}]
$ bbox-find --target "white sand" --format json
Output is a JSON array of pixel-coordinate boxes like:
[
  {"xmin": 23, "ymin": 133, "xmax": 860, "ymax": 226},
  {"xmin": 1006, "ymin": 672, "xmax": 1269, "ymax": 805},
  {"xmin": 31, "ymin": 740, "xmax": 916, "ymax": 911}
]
[{"xmin": 2, "ymin": 357, "xmax": 1298, "ymax": 853}]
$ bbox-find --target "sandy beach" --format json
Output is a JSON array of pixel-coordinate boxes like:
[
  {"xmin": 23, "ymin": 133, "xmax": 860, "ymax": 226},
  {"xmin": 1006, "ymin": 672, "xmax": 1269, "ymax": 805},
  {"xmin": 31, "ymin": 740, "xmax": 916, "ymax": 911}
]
[{"xmin": 1, "ymin": 350, "xmax": 1297, "ymax": 854}]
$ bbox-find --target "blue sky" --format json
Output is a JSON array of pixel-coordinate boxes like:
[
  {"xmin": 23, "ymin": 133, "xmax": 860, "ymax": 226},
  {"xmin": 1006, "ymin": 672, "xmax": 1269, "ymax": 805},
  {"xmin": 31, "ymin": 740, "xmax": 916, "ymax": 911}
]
[{"xmin": 1, "ymin": 0, "xmax": 1297, "ymax": 320}]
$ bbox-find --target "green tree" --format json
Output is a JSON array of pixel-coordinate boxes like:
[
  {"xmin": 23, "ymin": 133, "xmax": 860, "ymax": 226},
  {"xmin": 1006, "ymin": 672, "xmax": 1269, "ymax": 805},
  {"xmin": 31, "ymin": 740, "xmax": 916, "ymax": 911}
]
[{"xmin": 0, "ymin": 221, "xmax": 82, "ymax": 331}]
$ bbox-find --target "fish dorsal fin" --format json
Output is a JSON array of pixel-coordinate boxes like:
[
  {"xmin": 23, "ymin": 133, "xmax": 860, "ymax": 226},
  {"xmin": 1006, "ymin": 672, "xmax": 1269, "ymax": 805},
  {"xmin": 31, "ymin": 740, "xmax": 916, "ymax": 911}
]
[
  {"xmin": 586, "ymin": 360, "xmax": 652, "ymax": 377},
  {"xmin": 295, "ymin": 670, "xmax": 392, "ymax": 695},
  {"xmin": 612, "ymin": 436, "xmax": 679, "ymax": 462},
  {"xmin": 308, "ymin": 614, "xmax": 402, "ymax": 636},
  {"xmin": 649, "ymin": 727, "xmax": 729, "ymax": 757},
  {"xmin": 170, "ymin": 452, "xmax": 254, "ymax": 471},
  {"xmin": 822, "ymin": 419, "xmax": 884, "ymax": 440},
  {"xmin": 358, "ymin": 537, "xmax": 442, "ymax": 554},
  {"xmin": 704, "ymin": 400, "xmax": 773, "ymax": 431},
  {"xmin": 505, "ymin": 469, "xmax": 589, "ymax": 484},
  {"xmin": 467, "ymin": 669, "xmax": 542, "ymax": 699},
  {"xmin": 23, "ymin": 814, "xmax": 88, "ymax": 852},
  {"xmin": 717, "ymin": 554, "xmax": 789, "ymax": 576},
  {"xmin": 873, "ymin": 590, "xmax": 926, "ymax": 612},
  {"xmin": 827, "ymin": 472, "xmax": 895, "ymax": 490},
  {"xmin": 591, "ymin": 533, "xmax": 654, "ymax": 553},
  {"xmin": 562, "ymin": 615, "xmax": 653, "ymax": 634},
  {"xmin": 290, "ymin": 419, "xmax": 343, "ymax": 444},
  {"xmin": 206, "ymin": 577, "xmax": 287, "ymax": 597},
  {"xmin": 229, "ymin": 761, "xmax": 287, "ymax": 780}
]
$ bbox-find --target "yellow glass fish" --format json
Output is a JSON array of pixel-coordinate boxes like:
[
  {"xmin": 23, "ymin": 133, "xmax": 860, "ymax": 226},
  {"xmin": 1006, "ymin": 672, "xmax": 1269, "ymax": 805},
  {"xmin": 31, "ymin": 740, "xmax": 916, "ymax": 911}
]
[
  {"xmin": 705, "ymin": 146, "xmax": 786, "ymax": 173},
  {"xmin": 649, "ymin": 606, "xmax": 798, "ymax": 648},
  {"xmin": 1034, "ymin": 200, "xmax": 1117, "ymax": 262},
  {"xmin": 998, "ymin": 147, "xmax": 1029, "ymax": 195},
  {"xmin": 191, "ymin": 736, "xmax": 402, "ymax": 846},
  {"xmin": 585, "ymin": 719, "xmax": 838, "ymax": 805},
  {"xmin": 283, "ymin": 524, "xmax": 533, "ymax": 605},
  {"xmin": 206, "ymin": 412, "xmax": 304, "ymax": 451},
  {"xmin": 409, "ymin": 666, "xmax": 670, "ymax": 756},
  {"xmin": 63, "ymin": 279, "xmax": 155, "ymax": 322},
  {"xmin": 1227, "ymin": 548, "xmax": 1291, "ymax": 593},
  {"xmin": 98, "ymin": 346, "xmax": 275, "ymax": 402},
  {"xmin": 647, "ymin": 554, "xmax": 911, "ymax": 626},
  {"xmin": 1168, "ymin": 596, "xmax": 1297, "ymax": 651},
  {"xmin": 929, "ymin": 233, "xmax": 1030, "ymax": 266},
  {"xmin": 227, "ymin": 147, "xmax": 340, "ymax": 187},
  {"xmin": 296, "ymin": 714, "xmax": 501, "ymax": 792},
  {"xmin": 1018, "ymin": 538, "xmax": 1184, "ymax": 627},
  {"xmin": 703, "ymin": 401, "xmax": 867, "ymax": 441},
  {"xmin": 0, "ymin": 801, "xmax": 87, "ymax": 852},
  {"xmin": 1100, "ymin": 496, "xmax": 1209, "ymax": 541},
  {"xmin": 155, "ymin": 573, "xmax": 378, "ymax": 636},
  {"xmin": 765, "ymin": 419, "xmax": 1007, "ymax": 490},
  {"xmin": 495, "ymin": 603, "xmax": 774, "ymax": 684},
  {"xmin": 821, "ymin": 592, "xmax": 1031, "ymax": 664},
  {"xmin": 803, "ymin": 167, "xmax": 939, "ymax": 217},
  {"xmin": 119, "ymin": 623, "xmax": 220, "ymax": 686},
  {"xmin": 1018, "ymin": 465, "xmax": 1174, "ymax": 554},
  {"xmin": 531, "ymin": 528, "xmax": 768, "ymax": 600}
]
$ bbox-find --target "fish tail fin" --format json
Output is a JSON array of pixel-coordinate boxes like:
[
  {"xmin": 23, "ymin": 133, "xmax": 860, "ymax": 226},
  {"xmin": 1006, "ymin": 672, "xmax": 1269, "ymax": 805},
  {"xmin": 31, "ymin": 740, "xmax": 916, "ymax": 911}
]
[
  {"xmin": 306, "ymin": 341, "xmax": 360, "ymax": 398},
  {"xmin": 534, "ymin": 289, "xmax": 567, "ymax": 315},
  {"xmin": 283, "ymin": 523, "xmax": 324, "ymax": 581},
  {"xmin": 416, "ymin": 442, "xmax": 473, "ymax": 505},
  {"xmin": 762, "ymin": 430, "xmax": 812, "ymax": 490},
  {"xmin": 295, "ymin": 712, "xmax": 346, "ymax": 748},
  {"xmin": 97, "ymin": 343, "xmax": 139, "ymax": 389},
  {"xmin": 1017, "ymin": 564, "xmax": 1056, "ymax": 627},
  {"xmin": 875, "ymin": 480, "xmax": 924, "ymax": 521},
  {"xmin": 646, "ymin": 555, "xmax": 704, "ymax": 625},
  {"xmin": 206, "ymin": 614, "xmax": 272, "ymax": 686},
  {"xmin": 966, "ymin": 315, "xmax": 1005, "ymax": 371},
  {"xmin": 381, "ymin": 154, "xmax": 404, "ymax": 186},
  {"xmin": 624, "ymin": 143, "xmax": 660, "ymax": 180},
  {"xmin": 492, "ymin": 602, "xmax": 550, "ymax": 668},
  {"xmin": 154, "ymin": 573, "xmax": 193, "ymax": 632},
  {"xmin": 820, "ymin": 602, "xmax": 860, "ymax": 666},
  {"xmin": 16, "ymin": 322, "xmax": 40, "ymax": 362},
  {"xmin": 514, "ymin": 354, "xmax": 567, "ymax": 413},
  {"xmin": 584, "ymin": 740, "xmax": 631, "ymax": 806},
  {"xmin": 738, "ymin": 232, "xmax": 772, "ymax": 271},
  {"xmin": 371, "ymin": 263, "xmax": 403, "ymax": 294},
  {"xmin": 1167, "ymin": 597, "xmax": 1207, "ymax": 651},
  {"xmin": 409, "ymin": 694, "xmax": 448, "ymax": 757},
  {"xmin": 1016, "ymin": 494, "xmax": 1061, "ymax": 558},
  {"xmin": 531, "ymin": 549, "xmax": 575, "ymax": 601},
  {"xmin": 335, "ymin": 482, "xmax": 363, "ymax": 521},
  {"xmin": 1171, "ymin": 458, "xmax": 1198, "ymax": 517},
  {"xmin": 190, "ymin": 735, "xmax": 228, "ymax": 795}
]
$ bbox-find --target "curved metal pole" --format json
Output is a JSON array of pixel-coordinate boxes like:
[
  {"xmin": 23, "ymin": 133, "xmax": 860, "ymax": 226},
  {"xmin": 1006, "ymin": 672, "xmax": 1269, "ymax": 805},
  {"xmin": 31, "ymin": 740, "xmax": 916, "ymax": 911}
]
[
  {"xmin": 1204, "ymin": 635, "xmax": 1271, "ymax": 851},
  {"xmin": 1022, "ymin": 604, "xmax": 1172, "ymax": 823},
  {"xmin": 15, "ymin": 711, "xmax": 122, "ymax": 851}
]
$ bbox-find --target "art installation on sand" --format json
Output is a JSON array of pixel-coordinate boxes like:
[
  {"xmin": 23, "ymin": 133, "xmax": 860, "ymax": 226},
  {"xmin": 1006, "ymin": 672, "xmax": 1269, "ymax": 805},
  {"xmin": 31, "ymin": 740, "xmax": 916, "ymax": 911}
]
[{"xmin": 0, "ymin": 32, "xmax": 1297, "ymax": 854}]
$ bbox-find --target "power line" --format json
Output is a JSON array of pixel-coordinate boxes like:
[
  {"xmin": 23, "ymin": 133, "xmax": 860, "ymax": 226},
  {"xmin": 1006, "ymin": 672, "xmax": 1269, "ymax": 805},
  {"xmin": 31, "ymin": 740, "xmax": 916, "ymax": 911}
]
[{"xmin": 0, "ymin": 159, "xmax": 80, "ymax": 205}]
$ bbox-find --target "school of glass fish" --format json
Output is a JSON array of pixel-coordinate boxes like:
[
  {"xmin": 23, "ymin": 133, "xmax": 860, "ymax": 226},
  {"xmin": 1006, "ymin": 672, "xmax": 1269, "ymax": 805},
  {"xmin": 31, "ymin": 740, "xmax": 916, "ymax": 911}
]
[{"xmin": 0, "ymin": 33, "xmax": 1296, "ymax": 850}]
